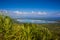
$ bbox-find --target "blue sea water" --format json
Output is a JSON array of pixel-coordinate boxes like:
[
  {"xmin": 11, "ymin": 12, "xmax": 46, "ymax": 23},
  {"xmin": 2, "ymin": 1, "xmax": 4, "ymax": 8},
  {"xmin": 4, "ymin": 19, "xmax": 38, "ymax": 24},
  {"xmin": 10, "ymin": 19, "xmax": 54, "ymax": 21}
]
[{"xmin": 16, "ymin": 19, "xmax": 58, "ymax": 23}]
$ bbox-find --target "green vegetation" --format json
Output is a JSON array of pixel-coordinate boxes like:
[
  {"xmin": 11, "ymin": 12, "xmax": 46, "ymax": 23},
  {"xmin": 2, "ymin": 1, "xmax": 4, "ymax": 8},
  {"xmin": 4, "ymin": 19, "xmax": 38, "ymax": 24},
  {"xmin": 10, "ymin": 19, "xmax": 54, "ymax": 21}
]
[{"xmin": 0, "ymin": 15, "xmax": 60, "ymax": 40}]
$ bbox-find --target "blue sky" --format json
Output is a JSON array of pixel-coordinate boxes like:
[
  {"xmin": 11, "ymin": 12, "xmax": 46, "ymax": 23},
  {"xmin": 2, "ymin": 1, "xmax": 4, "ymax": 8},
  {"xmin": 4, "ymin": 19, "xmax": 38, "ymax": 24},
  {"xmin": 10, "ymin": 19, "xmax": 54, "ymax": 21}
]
[{"xmin": 0, "ymin": 0, "xmax": 60, "ymax": 18}]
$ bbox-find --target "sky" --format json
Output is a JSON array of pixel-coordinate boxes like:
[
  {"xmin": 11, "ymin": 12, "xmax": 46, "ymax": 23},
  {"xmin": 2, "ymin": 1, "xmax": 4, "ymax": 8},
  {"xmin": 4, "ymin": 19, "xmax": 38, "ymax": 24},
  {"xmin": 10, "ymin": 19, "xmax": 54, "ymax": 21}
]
[{"xmin": 0, "ymin": 0, "xmax": 60, "ymax": 18}]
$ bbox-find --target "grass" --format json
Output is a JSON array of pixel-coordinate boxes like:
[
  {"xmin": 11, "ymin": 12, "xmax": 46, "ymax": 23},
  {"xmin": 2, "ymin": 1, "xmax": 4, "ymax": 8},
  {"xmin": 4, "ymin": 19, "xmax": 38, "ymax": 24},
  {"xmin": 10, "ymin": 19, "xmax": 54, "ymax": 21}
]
[{"xmin": 0, "ymin": 15, "xmax": 60, "ymax": 40}]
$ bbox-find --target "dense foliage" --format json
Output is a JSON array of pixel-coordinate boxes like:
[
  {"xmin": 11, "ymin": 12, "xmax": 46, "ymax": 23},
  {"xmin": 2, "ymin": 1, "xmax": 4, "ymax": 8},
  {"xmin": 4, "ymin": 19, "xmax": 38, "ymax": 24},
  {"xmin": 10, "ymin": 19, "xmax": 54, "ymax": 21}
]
[{"xmin": 0, "ymin": 15, "xmax": 60, "ymax": 40}]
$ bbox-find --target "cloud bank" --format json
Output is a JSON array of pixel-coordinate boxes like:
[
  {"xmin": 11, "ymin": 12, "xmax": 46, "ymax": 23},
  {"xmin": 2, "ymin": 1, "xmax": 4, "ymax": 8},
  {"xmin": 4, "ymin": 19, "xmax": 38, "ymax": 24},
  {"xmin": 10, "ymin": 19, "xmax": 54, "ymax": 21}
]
[
  {"xmin": 0, "ymin": 10, "xmax": 60, "ymax": 18},
  {"xmin": 13, "ymin": 10, "xmax": 47, "ymax": 15}
]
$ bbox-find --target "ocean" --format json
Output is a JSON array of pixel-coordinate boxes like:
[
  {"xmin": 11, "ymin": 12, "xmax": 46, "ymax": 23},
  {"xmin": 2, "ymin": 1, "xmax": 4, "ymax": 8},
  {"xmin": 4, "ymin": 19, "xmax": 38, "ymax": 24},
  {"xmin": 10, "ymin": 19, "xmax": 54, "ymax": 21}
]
[{"xmin": 16, "ymin": 19, "xmax": 58, "ymax": 24}]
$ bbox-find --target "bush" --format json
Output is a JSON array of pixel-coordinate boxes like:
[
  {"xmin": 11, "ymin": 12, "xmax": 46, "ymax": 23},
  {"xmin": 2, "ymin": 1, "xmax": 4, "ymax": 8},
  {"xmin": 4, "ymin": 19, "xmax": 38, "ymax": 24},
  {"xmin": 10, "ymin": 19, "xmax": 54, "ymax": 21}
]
[{"xmin": 0, "ymin": 15, "xmax": 59, "ymax": 40}]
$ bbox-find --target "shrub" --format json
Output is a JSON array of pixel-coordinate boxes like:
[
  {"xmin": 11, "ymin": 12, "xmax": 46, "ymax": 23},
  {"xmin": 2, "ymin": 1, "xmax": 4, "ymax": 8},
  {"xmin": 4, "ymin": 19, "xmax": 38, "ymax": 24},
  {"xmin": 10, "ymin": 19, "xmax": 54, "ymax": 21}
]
[{"xmin": 0, "ymin": 15, "xmax": 59, "ymax": 40}]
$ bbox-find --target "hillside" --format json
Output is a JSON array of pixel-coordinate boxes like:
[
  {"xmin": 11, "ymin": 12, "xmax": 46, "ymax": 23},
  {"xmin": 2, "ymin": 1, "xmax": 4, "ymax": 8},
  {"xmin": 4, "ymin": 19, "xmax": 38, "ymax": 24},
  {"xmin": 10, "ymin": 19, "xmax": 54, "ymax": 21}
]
[{"xmin": 0, "ymin": 15, "xmax": 60, "ymax": 40}]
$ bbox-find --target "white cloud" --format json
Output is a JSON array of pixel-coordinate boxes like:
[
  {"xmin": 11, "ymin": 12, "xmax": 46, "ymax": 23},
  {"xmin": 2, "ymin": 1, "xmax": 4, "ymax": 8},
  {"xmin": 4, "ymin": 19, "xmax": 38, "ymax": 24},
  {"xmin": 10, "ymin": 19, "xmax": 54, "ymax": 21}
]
[
  {"xmin": 38, "ymin": 11, "xmax": 47, "ymax": 15},
  {"xmin": 32, "ymin": 11, "xmax": 35, "ymax": 13},
  {"xmin": 31, "ymin": 11, "xmax": 47, "ymax": 15},
  {"xmin": 13, "ymin": 11, "xmax": 23, "ymax": 15},
  {"xmin": 23, "ymin": 12, "xmax": 28, "ymax": 14},
  {"xmin": 13, "ymin": 10, "xmax": 47, "ymax": 16},
  {"xmin": 13, "ymin": 11, "xmax": 29, "ymax": 15}
]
